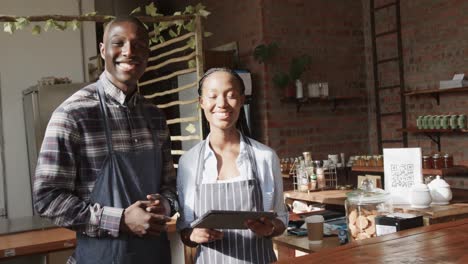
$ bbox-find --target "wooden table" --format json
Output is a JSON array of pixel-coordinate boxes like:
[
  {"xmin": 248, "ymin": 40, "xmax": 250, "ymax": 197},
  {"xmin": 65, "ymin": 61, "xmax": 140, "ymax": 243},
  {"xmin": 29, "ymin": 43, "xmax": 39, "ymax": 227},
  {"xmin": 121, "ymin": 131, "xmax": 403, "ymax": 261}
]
[
  {"xmin": 0, "ymin": 219, "xmax": 177, "ymax": 260},
  {"xmin": 273, "ymin": 233, "xmax": 341, "ymax": 260},
  {"xmin": 284, "ymin": 190, "xmax": 468, "ymax": 225},
  {"xmin": 275, "ymin": 217, "xmax": 468, "ymax": 263},
  {"xmin": 0, "ymin": 227, "xmax": 76, "ymax": 259},
  {"xmin": 284, "ymin": 190, "xmax": 348, "ymax": 206},
  {"xmin": 393, "ymin": 203, "xmax": 468, "ymax": 225}
]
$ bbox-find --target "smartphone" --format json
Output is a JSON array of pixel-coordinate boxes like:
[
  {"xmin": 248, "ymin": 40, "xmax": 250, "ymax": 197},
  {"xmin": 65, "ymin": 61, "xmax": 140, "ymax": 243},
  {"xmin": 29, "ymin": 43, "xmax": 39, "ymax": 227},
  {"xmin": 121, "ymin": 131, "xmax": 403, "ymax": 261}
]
[{"xmin": 287, "ymin": 228, "xmax": 308, "ymax": 236}]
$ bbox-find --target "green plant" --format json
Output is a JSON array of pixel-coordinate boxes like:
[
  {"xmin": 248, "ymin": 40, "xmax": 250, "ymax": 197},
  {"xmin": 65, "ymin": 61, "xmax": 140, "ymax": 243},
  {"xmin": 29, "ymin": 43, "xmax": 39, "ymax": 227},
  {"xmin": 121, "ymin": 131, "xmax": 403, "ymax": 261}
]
[
  {"xmin": 289, "ymin": 55, "xmax": 312, "ymax": 81},
  {"xmin": 272, "ymin": 72, "xmax": 290, "ymax": 89},
  {"xmin": 253, "ymin": 42, "xmax": 278, "ymax": 64},
  {"xmin": 253, "ymin": 43, "xmax": 311, "ymax": 92}
]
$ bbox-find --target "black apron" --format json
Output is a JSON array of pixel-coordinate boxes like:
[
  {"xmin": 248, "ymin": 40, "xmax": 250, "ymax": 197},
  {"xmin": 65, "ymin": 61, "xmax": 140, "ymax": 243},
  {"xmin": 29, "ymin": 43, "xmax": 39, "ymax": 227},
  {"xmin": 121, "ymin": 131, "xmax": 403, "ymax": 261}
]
[
  {"xmin": 193, "ymin": 135, "xmax": 277, "ymax": 264},
  {"xmin": 74, "ymin": 83, "xmax": 171, "ymax": 264}
]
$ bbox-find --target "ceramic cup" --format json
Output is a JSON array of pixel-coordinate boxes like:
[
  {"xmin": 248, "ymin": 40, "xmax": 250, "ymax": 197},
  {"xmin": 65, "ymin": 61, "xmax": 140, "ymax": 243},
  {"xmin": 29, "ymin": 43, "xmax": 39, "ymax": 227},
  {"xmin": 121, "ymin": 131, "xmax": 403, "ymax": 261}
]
[
  {"xmin": 422, "ymin": 115, "xmax": 429, "ymax": 129},
  {"xmin": 433, "ymin": 115, "xmax": 441, "ymax": 129},
  {"xmin": 416, "ymin": 116, "xmax": 423, "ymax": 129},
  {"xmin": 427, "ymin": 115, "xmax": 435, "ymax": 129},
  {"xmin": 449, "ymin": 115, "xmax": 458, "ymax": 129},
  {"xmin": 410, "ymin": 183, "xmax": 432, "ymax": 209},
  {"xmin": 440, "ymin": 115, "xmax": 449, "ymax": 129},
  {"xmin": 458, "ymin": 114, "xmax": 466, "ymax": 129}
]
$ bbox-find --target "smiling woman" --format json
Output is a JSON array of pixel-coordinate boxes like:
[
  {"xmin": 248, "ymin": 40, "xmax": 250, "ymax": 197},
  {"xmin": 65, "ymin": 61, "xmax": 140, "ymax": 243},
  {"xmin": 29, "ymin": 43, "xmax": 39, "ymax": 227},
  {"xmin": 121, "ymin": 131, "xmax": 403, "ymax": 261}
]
[{"xmin": 176, "ymin": 68, "xmax": 288, "ymax": 264}]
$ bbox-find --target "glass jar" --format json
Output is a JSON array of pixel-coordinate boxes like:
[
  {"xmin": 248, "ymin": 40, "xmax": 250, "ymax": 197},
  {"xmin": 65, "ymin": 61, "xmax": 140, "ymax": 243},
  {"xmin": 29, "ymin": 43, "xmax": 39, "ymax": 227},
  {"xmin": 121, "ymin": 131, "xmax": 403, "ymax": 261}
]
[
  {"xmin": 443, "ymin": 154, "xmax": 454, "ymax": 168},
  {"xmin": 422, "ymin": 155, "xmax": 432, "ymax": 169},
  {"xmin": 345, "ymin": 180, "xmax": 392, "ymax": 241},
  {"xmin": 375, "ymin": 155, "xmax": 383, "ymax": 167},
  {"xmin": 432, "ymin": 154, "xmax": 443, "ymax": 169}
]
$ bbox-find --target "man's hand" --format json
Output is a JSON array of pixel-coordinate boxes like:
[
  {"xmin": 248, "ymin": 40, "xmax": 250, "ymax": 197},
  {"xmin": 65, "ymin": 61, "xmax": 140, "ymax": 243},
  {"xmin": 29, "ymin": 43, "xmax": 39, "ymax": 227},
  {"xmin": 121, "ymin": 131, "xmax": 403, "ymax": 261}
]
[
  {"xmin": 120, "ymin": 201, "xmax": 171, "ymax": 237},
  {"xmin": 145, "ymin": 194, "xmax": 171, "ymax": 217}
]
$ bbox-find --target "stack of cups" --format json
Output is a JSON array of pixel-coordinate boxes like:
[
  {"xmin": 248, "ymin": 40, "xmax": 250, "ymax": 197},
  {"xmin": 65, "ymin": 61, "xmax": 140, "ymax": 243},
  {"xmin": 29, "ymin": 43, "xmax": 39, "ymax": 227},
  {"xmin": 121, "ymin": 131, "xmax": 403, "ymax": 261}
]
[{"xmin": 305, "ymin": 215, "xmax": 324, "ymax": 244}]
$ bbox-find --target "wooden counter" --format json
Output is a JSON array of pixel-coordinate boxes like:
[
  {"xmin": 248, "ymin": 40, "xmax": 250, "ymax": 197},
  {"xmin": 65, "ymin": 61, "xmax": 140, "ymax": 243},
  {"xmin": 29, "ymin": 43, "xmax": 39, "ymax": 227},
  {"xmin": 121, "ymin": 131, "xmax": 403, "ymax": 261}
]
[
  {"xmin": 0, "ymin": 227, "xmax": 76, "ymax": 259},
  {"xmin": 284, "ymin": 190, "xmax": 348, "ymax": 206},
  {"xmin": 273, "ymin": 233, "xmax": 341, "ymax": 260},
  {"xmin": 0, "ymin": 219, "xmax": 177, "ymax": 259},
  {"xmin": 393, "ymin": 203, "xmax": 468, "ymax": 225},
  {"xmin": 275, "ymin": 217, "xmax": 468, "ymax": 263},
  {"xmin": 284, "ymin": 190, "xmax": 468, "ymax": 225}
]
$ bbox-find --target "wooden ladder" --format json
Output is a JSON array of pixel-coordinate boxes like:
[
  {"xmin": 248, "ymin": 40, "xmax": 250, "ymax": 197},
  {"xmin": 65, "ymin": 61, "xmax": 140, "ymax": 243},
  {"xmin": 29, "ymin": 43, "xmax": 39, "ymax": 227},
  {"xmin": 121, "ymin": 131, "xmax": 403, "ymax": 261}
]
[{"xmin": 370, "ymin": 0, "xmax": 408, "ymax": 151}]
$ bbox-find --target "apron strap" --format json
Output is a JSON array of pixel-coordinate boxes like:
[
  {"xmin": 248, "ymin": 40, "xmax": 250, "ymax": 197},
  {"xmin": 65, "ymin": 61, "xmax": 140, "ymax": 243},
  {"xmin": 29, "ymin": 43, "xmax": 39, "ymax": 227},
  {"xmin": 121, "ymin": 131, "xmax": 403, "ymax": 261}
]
[
  {"xmin": 97, "ymin": 84, "xmax": 113, "ymax": 154},
  {"xmin": 242, "ymin": 134, "xmax": 264, "ymax": 210},
  {"xmin": 139, "ymin": 101, "xmax": 160, "ymax": 175}
]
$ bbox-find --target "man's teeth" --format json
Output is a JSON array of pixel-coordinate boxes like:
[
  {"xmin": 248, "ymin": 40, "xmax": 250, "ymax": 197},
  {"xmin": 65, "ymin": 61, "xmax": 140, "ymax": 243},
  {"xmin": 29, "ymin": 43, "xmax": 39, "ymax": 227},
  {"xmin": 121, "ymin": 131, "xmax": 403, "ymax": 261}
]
[{"xmin": 118, "ymin": 63, "xmax": 136, "ymax": 71}]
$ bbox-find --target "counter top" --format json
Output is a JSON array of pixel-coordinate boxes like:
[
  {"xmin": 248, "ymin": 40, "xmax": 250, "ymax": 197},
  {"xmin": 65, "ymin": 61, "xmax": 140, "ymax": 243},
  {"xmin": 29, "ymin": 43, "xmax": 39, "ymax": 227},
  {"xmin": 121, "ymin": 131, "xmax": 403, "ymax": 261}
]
[
  {"xmin": 0, "ymin": 217, "xmax": 177, "ymax": 259},
  {"xmin": 284, "ymin": 190, "xmax": 348, "ymax": 206},
  {"xmin": 0, "ymin": 227, "xmax": 76, "ymax": 259},
  {"xmin": 276, "ymin": 217, "xmax": 468, "ymax": 263}
]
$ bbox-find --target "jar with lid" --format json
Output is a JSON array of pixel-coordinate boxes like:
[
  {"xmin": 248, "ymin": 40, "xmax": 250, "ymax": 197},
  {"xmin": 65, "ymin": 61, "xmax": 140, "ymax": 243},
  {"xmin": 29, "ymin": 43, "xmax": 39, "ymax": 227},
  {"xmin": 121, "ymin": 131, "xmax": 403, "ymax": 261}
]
[
  {"xmin": 443, "ymin": 154, "xmax": 453, "ymax": 168},
  {"xmin": 375, "ymin": 155, "xmax": 383, "ymax": 167},
  {"xmin": 432, "ymin": 154, "xmax": 443, "ymax": 169},
  {"xmin": 345, "ymin": 179, "xmax": 392, "ymax": 241},
  {"xmin": 422, "ymin": 155, "xmax": 432, "ymax": 169},
  {"xmin": 296, "ymin": 159, "xmax": 309, "ymax": 192}
]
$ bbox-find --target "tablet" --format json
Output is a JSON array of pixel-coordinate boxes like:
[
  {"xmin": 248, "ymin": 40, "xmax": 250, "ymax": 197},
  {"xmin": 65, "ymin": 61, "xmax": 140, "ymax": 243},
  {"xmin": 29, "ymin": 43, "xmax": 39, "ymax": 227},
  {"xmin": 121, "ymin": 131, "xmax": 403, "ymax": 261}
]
[{"xmin": 190, "ymin": 210, "xmax": 277, "ymax": 229}]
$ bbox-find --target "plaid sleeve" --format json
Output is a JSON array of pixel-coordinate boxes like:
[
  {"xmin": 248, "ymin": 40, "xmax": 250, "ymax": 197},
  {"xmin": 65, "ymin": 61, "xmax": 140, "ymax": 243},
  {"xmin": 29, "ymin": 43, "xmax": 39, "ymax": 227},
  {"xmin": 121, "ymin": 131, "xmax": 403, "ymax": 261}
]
[{"xmin": 33, "ymin": 109, "xmax": 119, "ymax": 237}]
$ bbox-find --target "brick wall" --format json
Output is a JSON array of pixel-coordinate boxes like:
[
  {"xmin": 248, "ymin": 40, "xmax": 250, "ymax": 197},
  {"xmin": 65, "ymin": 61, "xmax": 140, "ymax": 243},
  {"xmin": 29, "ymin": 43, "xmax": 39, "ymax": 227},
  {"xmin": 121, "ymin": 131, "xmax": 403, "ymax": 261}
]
[
  {"xmin": 172, "ymin": 0, "xmax": 369, "ymax": 161},
  {"xmin": 363, "ymin": 0, "xmax": 468, "ymax": 164},
  {"xmin": 262, "ymin": 0, "xmax": 368, "ymax": 160}
]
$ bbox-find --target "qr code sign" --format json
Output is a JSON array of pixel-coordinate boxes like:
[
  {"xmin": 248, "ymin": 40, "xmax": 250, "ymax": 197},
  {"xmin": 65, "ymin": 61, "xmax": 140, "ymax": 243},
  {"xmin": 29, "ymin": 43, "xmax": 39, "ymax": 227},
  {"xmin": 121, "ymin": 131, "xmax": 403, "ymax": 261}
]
[{"xmin": 390, "ymin": 164, "xmax": 415, "ymax": 188}]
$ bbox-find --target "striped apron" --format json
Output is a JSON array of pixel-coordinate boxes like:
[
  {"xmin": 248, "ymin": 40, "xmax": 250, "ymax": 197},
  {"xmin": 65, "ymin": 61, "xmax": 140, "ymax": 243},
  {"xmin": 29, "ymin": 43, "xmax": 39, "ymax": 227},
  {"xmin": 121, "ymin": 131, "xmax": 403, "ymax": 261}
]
[{"xmin": 193, "ymin": 136, "xmax": 277, "ymax": 264}]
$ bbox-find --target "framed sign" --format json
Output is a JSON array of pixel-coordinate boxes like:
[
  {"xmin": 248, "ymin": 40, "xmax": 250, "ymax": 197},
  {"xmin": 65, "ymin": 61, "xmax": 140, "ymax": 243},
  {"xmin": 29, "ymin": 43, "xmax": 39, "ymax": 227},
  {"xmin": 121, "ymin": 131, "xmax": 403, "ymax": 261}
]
[{"xmin": 383, "ymin": 148, "xmax": 422, "ymax": 204}]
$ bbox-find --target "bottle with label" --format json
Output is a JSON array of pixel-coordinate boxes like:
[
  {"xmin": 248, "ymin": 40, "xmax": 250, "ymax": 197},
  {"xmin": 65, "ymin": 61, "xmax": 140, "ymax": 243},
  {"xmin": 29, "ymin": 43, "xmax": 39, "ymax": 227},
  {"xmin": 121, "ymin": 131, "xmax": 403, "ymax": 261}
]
[{"xmin": 295, "ymin": 79, "xmax": 303, "ymax": 99}]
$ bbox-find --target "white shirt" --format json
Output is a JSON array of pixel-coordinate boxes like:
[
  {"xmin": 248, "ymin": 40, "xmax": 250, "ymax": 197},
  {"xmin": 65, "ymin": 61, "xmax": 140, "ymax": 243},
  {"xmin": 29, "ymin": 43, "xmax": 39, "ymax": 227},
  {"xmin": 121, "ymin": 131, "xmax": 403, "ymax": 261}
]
[{"xmin": 176, "ymin": 134, "xmax": 288, "ymax": 230}]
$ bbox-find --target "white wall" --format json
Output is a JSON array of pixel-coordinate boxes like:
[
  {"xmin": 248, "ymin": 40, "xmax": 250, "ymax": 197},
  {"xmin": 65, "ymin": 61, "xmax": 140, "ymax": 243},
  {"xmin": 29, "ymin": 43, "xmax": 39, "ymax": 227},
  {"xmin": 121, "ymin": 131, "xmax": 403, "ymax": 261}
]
[{"xmin": 0, "ymin": 0, "xmax": 96, "ymax": 218}]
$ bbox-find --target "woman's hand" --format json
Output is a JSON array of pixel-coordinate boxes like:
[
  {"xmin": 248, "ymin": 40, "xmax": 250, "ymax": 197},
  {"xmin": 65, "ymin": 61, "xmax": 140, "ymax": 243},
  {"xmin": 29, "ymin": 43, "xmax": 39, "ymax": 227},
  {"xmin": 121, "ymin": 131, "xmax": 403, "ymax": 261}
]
[
  {"xmin": 190, "ymin": 228, "xmax": 224, "ymax": 244},
  {"xmin": 245, "ymin": 217, "xmax": 285, "ymax": 238}
]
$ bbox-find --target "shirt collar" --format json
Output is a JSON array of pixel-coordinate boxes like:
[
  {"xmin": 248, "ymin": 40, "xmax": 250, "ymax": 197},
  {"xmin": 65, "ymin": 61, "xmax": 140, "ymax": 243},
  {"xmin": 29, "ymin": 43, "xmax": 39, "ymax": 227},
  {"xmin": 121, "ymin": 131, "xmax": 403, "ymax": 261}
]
[
  {"xmin": 99, "ymin": 72, "xmax": 140, "ymax": 107},
  {"xmin": 203, "ymin": 132, "xmax": 248, "ymax": 162}
]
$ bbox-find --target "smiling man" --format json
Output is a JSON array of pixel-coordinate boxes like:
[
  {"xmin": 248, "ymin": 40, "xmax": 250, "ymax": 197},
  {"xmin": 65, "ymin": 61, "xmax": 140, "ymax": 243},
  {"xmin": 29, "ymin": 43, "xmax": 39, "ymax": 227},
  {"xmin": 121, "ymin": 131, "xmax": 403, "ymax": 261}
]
[{"xmin": 33, "ymin": 16, "xmax": 177, "ymax": 264}]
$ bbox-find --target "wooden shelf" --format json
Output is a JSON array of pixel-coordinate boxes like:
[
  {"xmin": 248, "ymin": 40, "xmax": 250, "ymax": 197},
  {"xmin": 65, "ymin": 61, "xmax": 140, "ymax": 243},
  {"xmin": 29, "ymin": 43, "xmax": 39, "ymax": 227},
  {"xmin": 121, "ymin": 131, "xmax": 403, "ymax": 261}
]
[
  {"xmin": 404, "ymin": 86, "xmax": 468, "ymax": 96},
  {"xmin": 352, "ymin": 165, "xmax": 468, "ymax": 176},
  {"xmin": 398, "ymin": 127, "xmax": 468, "ymax": 133},
  {"xmin": 404, "ymin": 86, "xmax": 468, "ymax": 105},
  {"xmin": 280, "ymin": 95, "xmax": 363, "ymax": 112},
  {"xmin": 397, "ymin": 127, "xmax": 468, "ymax": 151}
]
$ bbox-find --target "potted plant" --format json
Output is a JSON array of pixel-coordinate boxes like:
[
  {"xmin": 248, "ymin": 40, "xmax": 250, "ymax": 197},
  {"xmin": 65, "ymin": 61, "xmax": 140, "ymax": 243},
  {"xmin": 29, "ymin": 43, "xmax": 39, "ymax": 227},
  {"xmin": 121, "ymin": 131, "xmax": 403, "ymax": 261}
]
[
  {"xmin": 273, "ymin": 72, "xmax": 294, "ymax": 98},
  {"xmin": 253, "ymin": 43, "xmax": 312, "ymax": 99},
  {"xmin": 289, "ymin": 55, "xmax": 312, "ymax": 81}
]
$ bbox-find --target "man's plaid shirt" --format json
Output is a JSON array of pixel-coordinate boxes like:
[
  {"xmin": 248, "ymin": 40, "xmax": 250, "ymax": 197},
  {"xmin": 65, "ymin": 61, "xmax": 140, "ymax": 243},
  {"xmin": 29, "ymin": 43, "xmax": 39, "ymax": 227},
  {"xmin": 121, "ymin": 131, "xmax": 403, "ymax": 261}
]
[{"xmin": 33, "ymin": 73, "xmax": 176, "ymax": 239}]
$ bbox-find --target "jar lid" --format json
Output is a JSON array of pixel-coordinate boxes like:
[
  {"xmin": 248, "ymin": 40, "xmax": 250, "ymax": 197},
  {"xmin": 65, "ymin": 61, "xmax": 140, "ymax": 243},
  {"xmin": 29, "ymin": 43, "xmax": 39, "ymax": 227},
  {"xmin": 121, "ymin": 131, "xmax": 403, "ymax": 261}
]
[
  {"xmin": 346, "ymin": 179, "xmax": 389, "ymax": 204},
  {"xmin": 432, "ymin": 153, "xmax": 440, "ymax": 158},
  {"xmin": 428, "ymin": 175, "xmax": 450, "ymax": 188},
  {"xmin": 443, "ymin": 153, "xmax": 451, "ymax": 158},
  {"xmin": 422, "ymin": 155, "xmax": 430, "ymax": 158},
  {"xmin": 412, "ymin": 182, "xmax": 429, "ymax": 192}
]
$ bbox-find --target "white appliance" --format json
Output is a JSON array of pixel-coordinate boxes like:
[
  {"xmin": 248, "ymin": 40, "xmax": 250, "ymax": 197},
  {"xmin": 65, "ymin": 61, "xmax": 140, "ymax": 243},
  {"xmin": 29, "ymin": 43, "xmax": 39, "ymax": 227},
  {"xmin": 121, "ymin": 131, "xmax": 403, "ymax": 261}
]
[{"xmin": 22, "ymin": 83, "xmax": 86, "ymax": 213}]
